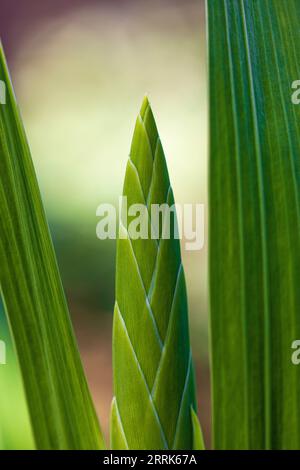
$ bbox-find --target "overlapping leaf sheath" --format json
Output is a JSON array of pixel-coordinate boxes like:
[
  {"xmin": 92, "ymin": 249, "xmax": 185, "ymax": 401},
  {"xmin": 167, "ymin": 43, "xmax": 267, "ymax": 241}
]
[
  {"xmin": 208, "ymin": 0, "xmax": 300, "ymax": 449},
  {"xmin": 111, "ymin": 97, "xmax": 202, "ymax": 450},
  {"xmin": 0, "ymin": 44, "xmax": 104, "ymax": 449}
]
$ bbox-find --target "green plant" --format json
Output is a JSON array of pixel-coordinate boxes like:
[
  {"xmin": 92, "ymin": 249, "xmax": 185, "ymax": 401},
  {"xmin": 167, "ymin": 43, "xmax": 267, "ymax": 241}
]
[
  {"xmin": 0, "ymin": 44, "xmax": 104, "ymax": 450},
  {"xmin": 208, "ymin": 0, "xmax": 300, "ymax": 450},
  {"xmin": 0, "ymin": 44, "xmax": 203, "ymax": 451},
  {"xmin": 1, "ymin": 0, "xmax": 300, "ymax": 451},
  {"xmin": 110, "ymin": 97, "xmax": 204, "ymax": 450}
]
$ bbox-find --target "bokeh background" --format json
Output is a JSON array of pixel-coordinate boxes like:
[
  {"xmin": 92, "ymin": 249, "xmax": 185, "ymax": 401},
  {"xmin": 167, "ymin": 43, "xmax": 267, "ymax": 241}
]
[{"xmin": 0, "ymin": 0, "xmax": 209, "ymax": 448}]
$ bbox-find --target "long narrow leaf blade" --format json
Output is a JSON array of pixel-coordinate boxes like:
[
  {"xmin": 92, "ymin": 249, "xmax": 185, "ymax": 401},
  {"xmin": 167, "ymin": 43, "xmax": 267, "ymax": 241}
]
[
  {"xmin": 208, "ymin": 0, "xmax": 300, "ymax": 449},
  {"xmin": 111, "ymin": 97, "xmax": 203, "ymax": 450},
  {"xmin": 0, "ymin": 44, "xmax": 105, "ymax": 450}
]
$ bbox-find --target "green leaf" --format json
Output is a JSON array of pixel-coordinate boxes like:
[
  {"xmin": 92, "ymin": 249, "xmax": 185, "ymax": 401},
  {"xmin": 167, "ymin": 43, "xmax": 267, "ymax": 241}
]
[
  {"xmin": 208, "ymin": 0, "xmax": 300, "ymax": 449},
  {"xmin": 0, "ymin": 43, "xmax": 105, "ymax": 450},
  {"xmin": 110, "ymin": 397, "xmax": 129, "ymax": 450},
  {"xmin": 191, "ymin": 407, "xmax": 205, "ymax": 450},
  {"xmin": 111, "ymin": 97, "xmax": 202, "ymax": 450}
]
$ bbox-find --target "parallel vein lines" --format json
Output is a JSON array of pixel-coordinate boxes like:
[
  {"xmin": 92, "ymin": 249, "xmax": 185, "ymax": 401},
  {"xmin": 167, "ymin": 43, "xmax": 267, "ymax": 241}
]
[
  {"xmin": 263, "ymin": 2, "xmax": 300, "ymax": 441},
  {"xmin": 223, "ymin": 0, "xmax": 249, "ymax": 446},
  {"xmin": 240, "ymin": 0, "xmax": 271, "ymax": 448},
  {"xmin": 265, "ymin": 3, "xmax": 300, "ymax": 225}
]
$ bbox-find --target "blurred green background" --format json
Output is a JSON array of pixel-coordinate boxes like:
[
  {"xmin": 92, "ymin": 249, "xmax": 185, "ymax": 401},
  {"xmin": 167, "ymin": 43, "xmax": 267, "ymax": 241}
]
[{"xmin": 0, "ymin": 0, "xmax": 209, "ymax": 448}]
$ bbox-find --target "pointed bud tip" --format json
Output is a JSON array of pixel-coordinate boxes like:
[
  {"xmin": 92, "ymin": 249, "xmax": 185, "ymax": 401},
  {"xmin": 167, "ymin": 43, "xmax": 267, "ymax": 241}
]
[{"xmin": 140, "ymin": 95, "xmax": 151, "ymax": 119}]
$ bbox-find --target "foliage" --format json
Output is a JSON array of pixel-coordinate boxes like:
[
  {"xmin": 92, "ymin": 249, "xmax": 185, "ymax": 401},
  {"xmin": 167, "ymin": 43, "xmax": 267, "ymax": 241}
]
[
  {"xmin": 0, "ymin": 44, "xmax": 105, "ymax": 450},
  {"xmin": 111, "ymin": 97, "xmax": 203, "ymax": 450},
  {"xmin": 208, "ymin": 0, "xmax": 300, "ymax": 449}
]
